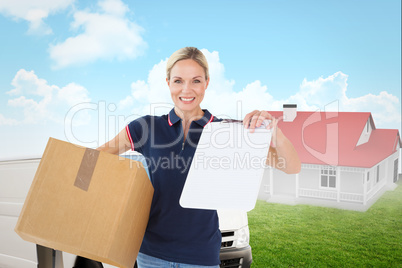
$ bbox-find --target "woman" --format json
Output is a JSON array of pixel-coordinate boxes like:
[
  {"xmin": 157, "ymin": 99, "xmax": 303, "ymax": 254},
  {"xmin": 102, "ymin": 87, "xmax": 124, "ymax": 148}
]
[{"xmin": 98, "ymin": 47, "xmax": 300, "ymax": 267}]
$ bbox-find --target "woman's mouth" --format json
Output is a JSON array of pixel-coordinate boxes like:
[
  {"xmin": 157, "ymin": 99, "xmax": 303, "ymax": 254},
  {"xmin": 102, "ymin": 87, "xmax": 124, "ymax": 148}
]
[{"xmin": 179, "ymin": 97, "xmax": 195, "ymax": 103}]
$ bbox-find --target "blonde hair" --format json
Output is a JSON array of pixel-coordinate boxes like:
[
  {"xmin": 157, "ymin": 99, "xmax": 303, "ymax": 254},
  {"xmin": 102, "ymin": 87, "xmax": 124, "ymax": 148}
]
[{"xmin": 166, "ymin": 47, "xmax": 209, "ymax": 80}]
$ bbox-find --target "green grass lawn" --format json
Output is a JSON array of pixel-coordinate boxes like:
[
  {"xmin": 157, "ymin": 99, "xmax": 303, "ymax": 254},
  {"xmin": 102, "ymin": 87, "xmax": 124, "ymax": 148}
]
[{"xmin": 248, "ymin": 181, "xmax": 402, "ymax": 267}]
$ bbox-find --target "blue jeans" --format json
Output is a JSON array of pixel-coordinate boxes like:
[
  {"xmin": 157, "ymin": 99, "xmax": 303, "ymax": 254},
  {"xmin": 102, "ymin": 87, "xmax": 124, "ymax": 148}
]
[{"xmin": 136, "ymin": 252, "xmax": 220, "ymax": 268}]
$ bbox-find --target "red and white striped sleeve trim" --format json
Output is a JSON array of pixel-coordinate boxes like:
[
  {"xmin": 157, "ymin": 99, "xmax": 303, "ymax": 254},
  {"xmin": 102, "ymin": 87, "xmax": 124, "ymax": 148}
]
[{"xmin": 125, "ymin": 125, "xmax": 135, "ymax": 151}]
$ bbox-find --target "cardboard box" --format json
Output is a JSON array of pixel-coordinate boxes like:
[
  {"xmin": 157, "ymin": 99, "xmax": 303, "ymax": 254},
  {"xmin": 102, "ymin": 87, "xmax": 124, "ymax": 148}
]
[{"xmin": 15, "ymin": 138, "xmax": 154, "ymax": 268}]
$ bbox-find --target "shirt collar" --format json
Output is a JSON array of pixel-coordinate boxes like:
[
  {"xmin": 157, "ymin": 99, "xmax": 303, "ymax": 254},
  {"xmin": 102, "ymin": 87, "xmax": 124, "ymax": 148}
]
[{"xmin": 168, "ymin": 108, "xmax": 214, "ymax": 128}]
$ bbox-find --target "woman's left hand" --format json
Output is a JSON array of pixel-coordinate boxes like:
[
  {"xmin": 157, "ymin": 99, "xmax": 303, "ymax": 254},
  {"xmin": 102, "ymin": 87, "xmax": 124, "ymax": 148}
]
[
  {"xmin": 243, "ymin": 109, "xmax": 301, "ymax": 174},
  {"xmin": 243, "ymin": 110, "xmax": 278, "ymax": 147}
]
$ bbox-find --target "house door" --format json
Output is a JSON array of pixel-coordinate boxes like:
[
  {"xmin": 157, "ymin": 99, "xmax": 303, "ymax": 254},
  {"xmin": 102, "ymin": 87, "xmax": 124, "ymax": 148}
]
[{"xmin": 394, "ymin": 159, "xmax": 399, "ymax": 183}]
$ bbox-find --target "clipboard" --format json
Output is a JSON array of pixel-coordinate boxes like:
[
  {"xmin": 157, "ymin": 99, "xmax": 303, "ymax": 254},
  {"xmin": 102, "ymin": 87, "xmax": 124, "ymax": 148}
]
[{"xmin": 179, "ymin": 120, "xmax": 272, "ymax": 211}]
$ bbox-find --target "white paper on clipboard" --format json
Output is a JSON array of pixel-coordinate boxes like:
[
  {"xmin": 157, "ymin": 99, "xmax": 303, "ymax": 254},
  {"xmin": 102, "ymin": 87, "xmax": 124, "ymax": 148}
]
[{"xmin": 180, "ymin": 120, "xmax": 272, "ymax": 211}]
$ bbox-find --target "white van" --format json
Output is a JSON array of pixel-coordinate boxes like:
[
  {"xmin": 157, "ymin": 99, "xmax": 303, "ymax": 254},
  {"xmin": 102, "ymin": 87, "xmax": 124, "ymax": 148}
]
[{"xmin": 0, "ymin": 158, "xmax": 252, "ymax": 268}]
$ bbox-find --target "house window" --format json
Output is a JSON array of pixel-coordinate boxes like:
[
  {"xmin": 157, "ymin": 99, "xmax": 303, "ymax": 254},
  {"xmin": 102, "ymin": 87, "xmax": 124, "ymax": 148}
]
[
  {"xmin": 394, "ymin": 159, "xmax": 399, "ymax": 183},
  {"xmin": 320, "ymin": 166, "xmax": 336, "ymax": 188},
  {"xmin": 367, "ymin": 171, "xmax": 370, "ymax": 182},
  {"xmin": 376, "ymin": 165, "xmax": 380, "ymax": 183}
]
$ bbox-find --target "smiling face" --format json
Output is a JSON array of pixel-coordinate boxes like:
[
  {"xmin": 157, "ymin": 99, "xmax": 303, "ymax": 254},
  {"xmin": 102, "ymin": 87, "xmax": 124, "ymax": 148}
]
[{"xmin": 167, "ymin": 59, "xmax": 209, "ymax": 117}]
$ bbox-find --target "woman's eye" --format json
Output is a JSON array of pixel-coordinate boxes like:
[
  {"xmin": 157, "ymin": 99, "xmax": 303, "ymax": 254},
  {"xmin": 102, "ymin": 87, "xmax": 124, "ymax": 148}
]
[
  {"xmin": 174, "ymin": 80, "xmax": 182, "ymax": 83},
  {"xmin": 194, "ymin": 80, "xmax": 201, "ymax": 83}
]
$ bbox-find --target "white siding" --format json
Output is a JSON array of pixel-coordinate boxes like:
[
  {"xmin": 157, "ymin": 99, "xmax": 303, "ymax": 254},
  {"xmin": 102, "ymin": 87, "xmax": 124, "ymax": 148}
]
[
  {"xmin": 258, "ymin": 167, "xmax": 272, "ymax": 200},
  {"xmin": 299, "ymin": 168, "xmax": 320, "ymax": 190},
  {"xmin": 260, "ymin": 146, "xmax": 400, "ymax": 210},
  {"xmin": 340, "ymin": 171, "xmax": 363, "ymax": 194},
  {"xmin": 387, "ymin": 150, "xmax": 400, "ymax": 184},
  {"xmin": 272, "ymin": 169, "xmax": 296, "ymax": 196}
]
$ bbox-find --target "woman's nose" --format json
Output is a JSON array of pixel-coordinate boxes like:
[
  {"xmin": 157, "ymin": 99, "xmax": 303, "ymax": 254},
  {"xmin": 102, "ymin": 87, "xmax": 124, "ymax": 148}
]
[{"xmin": 182, "ymin": 82, "xmax": 191, "ymax": 92}]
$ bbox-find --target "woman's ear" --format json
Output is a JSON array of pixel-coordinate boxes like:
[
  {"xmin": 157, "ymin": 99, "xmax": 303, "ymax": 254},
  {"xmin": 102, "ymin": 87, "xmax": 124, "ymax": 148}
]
[
  {"xmin": 166, "ymin": 77, "xmax": 170, "ymax": 87},
  {"xmin": 205, "ymin": 77, "xmax": 210, "ymax": 89}
]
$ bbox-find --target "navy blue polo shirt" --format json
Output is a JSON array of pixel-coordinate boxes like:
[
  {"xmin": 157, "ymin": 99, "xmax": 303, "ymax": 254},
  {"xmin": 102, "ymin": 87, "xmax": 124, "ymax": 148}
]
[{"xmin": 126, "ymin": 108, "xmax": 222, "ymax": 265}]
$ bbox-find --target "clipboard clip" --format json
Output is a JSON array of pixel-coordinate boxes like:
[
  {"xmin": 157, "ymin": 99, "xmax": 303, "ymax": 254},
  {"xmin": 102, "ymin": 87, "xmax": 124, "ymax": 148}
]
[
  {"xmin": 221, "ymin": 119, "xmax": 271, "ymax": 128},
  {"xmin": 221, "ymin": 119, "xmax": 243, "ymax": 124}
]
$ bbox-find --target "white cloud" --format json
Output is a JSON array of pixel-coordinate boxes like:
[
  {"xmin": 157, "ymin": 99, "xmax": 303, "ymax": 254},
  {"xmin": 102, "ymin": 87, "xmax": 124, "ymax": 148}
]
[
  {"xmin": 117, "ymin": 49, "xmax": 321, "ymax": 120},
  {"xmin": 0, "ymin": 0, "xmax": 74, "ymax": 35},
  {"xmin": 58, "ymin": 83, "xmax": 91, "ymax": 106},
  {"xmin": 118, "ymin": 50, "xmax": 400, "ymax": 131},
  {"xmin": 98, "ymin": 0, "xmax": 128, "ymax": 16},
  {"xmin": 8, "ymin": 69, "xmax": 55, "ymax": 96},
  {"xmin": 49, "ymin": 0, "xmax": 147, "ymax": 68},
  {"xmin": 201, "ymin": 49, "xmax": 235, "ymax": 94},
  {"xmin": 343, "ymin": 91, "xmax": 400, "ymax": 126},
  {"xmin": 0, "ymin": 114, "xmax": 18, "ymax": 125},
  {"xmin": 295, "ymin": 71, "xmax": 401, "ymax": 128},
  {"xmin": 298, "ymin": 71, "xmax": 348, "ymax": 107},
  {"xmin": 118, "ymin": 58, "xmax": 171, "ymax": 116},
  {"xmin": 2, "ymin": 69, "xmax": 91, "ymax": 125},
  {"xmin": 118, "ymin": 80, "xmax": 149, "ymax": 110}
]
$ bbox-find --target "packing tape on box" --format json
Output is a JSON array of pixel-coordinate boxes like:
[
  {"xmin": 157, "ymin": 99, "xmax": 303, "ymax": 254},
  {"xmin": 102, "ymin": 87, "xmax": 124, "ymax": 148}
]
[{"xmin": 74, "ymin": 148, "xmax": 100, "ymax": 191}]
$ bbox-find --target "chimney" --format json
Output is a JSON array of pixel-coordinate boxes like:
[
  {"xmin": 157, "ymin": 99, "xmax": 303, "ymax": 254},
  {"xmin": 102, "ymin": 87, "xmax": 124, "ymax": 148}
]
[{"xmin": 283, "ymin": 104, "xmax": 297, "ymax": 122}]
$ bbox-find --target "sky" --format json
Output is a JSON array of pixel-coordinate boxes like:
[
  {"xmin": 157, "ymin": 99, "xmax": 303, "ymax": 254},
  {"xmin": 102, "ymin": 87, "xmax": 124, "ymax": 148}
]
[{"xmin": 0, "ymin": 0, "xmax": 400, "ymax": 160}]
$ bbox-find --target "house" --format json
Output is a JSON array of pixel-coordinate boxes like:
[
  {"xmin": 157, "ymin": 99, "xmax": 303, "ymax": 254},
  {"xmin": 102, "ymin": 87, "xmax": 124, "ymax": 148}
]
[{"xmin": 258, "ymin": 104, "xmax": 401, "ymax": 211}]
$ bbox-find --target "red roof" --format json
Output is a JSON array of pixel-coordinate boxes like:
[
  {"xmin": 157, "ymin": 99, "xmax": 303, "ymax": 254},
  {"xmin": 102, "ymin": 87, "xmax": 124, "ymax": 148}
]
[{"xmin": 269, "ymin": 111, "xmax": 401, "ymax": 168}]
